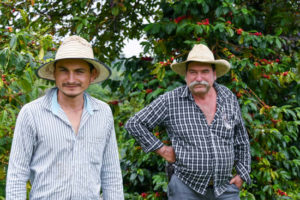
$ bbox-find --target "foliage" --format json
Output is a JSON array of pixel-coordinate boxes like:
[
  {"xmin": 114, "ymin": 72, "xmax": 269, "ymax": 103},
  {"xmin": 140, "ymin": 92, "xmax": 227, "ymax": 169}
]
[{"xmin": 1, "ymin": 0, "xmax": 300, "ymax": 200}]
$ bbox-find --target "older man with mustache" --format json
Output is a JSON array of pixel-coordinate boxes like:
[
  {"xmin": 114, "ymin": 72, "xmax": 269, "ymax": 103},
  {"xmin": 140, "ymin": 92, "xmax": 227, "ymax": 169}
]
[{"xmin": 125, "ymin": 44, "xmax": 251, "ymax": 200}]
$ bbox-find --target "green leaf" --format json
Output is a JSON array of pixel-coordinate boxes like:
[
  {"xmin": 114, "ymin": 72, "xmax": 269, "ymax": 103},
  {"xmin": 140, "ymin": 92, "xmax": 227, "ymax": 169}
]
[
  {"xmin": 275, "ymin": 38, "xmax": 282, "ymax": 48},
  {"xmin": 214, "ymin": 23, "xmax": 224, "ymax": 32},
  {"xmin": 278, "ymin": 170, "xmax": 291, "ymax": 180},
  {"xmin": 226, "ymin": 27, "xmax": 234, "ymax": 37},
  {"xmin": 283, "ymin": 135, "xmax": 291, "ymax": 143},
  {"xmin": 112, "ymin": 7, "xmax": 119, "ymax": 16},
  {"xmin": 151, "ymin": 88, "xmax": 164, "ymax": 98},
  {"xmin": 194, "ymin": 25, "xmax": 203, "ymax": 35},
  {"xmin": 293, "ymin": 159, "xmax": 300, "ymax": 166},
  {"xmin": 150, "ymin": 23, "xmax": 161, "ymax": 34},
  {"xmin": 0, "ymin": 110, "xmax": 8, "ymax": 124},
  {"xmin": 17, "ymin": 78, "xmax": 32, "ymax": 92},
  {"xmin": 165, "ymin": 23, "xmax": 176, "ymax": 35},
  {"xmin": 76, "ymin": 23, "xmax": 83, "ymax": 33},
  {"xmin": 215, "ymin": 7, "xmax": 222, "ymax": 17},
  {"xmin": 148, "ymin": 79, "xmax": 158, "ymax": 86},
  {"xmin": 275, "ymin": 28, "xmax": 283, "ymax": 36},
  {"xmin": 38, "ymin": 47, "xmax": 44, "ymax": 60},
  {"xmin": 129, "ymin": 173, "xmax": 137, "ymax": 181},
  {"xmin": 202, "ymin": 2, "xmax": 209, "ymax": 14},
  {"xmin": 10, "ymin": 35, "xmax": 17, "ymax": 49},
  {"xmin": 239, "ymin": 36, "xmax": 244, "ymax": 44},
  {"xmin": 144, "ymin": 24, "xmax": 153, "ymax": 32},
  {"xmin": 137, "ymin": 83, "xmax": 144, "ymax": 90},
  {"xmin": 20, "ymin": 9, "xmax": 29, "ymax": 24}
]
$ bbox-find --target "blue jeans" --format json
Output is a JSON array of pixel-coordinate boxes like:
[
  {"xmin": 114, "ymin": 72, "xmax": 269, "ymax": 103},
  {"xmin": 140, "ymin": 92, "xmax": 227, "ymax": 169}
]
[{"xmin": 168, "ymin": 175, "xmax": 240, "ymax": 200}]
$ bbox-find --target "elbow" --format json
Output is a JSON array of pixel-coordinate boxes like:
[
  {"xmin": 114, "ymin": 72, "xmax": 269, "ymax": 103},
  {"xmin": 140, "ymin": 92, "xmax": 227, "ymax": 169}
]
[{"xmin": 124, "ymin": 116, "xmax": 136, "ymax": 133}]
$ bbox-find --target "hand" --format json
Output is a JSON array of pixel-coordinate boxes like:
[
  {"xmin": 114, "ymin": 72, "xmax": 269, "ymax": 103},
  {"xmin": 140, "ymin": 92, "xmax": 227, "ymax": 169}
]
[
  {"xmin": 230, "ymin": 175, "xmax": 243, "ymax": 189},
  {"xmin": 155, "ymin": 145, "xmax": 176, "ymax": 163}
]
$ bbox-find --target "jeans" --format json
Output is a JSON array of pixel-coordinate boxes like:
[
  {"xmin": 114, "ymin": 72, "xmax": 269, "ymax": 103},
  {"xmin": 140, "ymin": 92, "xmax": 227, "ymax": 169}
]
[{"xmin": 168, "ymin": 175, "xmax": 240, "ymax": 200}]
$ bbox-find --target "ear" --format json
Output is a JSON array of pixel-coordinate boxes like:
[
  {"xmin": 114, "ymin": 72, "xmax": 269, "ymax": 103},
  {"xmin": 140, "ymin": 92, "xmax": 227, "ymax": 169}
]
[
  {"xmin": 52, "ymin": 65, "xmax": 57, "ymax": 79},
  {"xmin": 90, "ymin": 68, "xmax": 98, "ymax": 82},
  {"xmin": 213, "ymin": 70, "xmax": 217, "ymax": 81}
]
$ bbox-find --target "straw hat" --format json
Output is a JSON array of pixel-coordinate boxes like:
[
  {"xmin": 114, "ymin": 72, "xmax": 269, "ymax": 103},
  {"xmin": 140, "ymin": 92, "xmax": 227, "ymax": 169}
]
[
  {"xmin": 36, "ymin": 35, "xmax": 111, "ymax": 83},
  {"xmin": 171, "ymin": 44, "xmax": 230, "ymax": 77}
]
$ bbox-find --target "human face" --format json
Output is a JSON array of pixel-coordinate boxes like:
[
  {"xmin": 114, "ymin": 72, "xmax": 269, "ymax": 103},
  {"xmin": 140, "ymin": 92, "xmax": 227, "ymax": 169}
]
[
  {"xmin": 54, "ymin": 59, "xmax": 97, "ymax": 98},
  {"xmin": 185, "ymin": 62, "xmax": 216, "ymax": 97}
]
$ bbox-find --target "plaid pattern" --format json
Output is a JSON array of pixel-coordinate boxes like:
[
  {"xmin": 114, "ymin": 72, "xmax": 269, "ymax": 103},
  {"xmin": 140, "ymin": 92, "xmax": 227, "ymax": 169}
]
[{"xmin": 125, "ymin": 83, "xmax": 251, "ymax": 196}]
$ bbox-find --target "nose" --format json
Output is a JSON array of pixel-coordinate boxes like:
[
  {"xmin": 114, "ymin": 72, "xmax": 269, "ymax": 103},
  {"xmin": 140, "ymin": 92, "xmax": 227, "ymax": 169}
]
[
  {"xmin": 67, "ymin": 72, "xmax": 76, "ymax": 82},
  {"xmin": 195, "ymin": 73, "xmax": 203, "ymax": 82}
]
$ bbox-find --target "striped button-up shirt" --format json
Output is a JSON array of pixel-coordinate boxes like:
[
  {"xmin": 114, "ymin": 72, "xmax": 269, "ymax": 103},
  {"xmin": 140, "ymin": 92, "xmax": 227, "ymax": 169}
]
[
  {"xmin": 125, "ymin": 83, "xmax": 251, "ymax": 196},
  {"xmin": 6, "ymin": 88, "xmax": 124, "ymax": 200}
]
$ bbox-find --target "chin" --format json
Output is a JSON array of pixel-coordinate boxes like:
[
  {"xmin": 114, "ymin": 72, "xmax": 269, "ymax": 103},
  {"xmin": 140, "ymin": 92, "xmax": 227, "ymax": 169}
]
[
  {"xmin": 61, "ymin": 90, "xmax": 83, "ymax": 98},
  {"xmin": 192, "ymin": 89, "xmax": 209, "ymax": 96}
]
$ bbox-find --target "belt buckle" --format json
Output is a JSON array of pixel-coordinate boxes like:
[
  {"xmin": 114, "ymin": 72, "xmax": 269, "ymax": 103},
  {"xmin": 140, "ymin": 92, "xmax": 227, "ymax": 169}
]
[{"xmin": 208, "ymin": 179, "xmax": 214, "ymax": 186}]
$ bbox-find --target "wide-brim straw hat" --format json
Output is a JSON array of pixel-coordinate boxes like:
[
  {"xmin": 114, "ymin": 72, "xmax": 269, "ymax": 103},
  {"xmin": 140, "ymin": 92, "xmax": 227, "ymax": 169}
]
[
  {"xmin": 171, "ymin": 44, "xmax": 230, "ymax": 77},
  {"xmin": 36, "ymin": 35, "xmax": 111, "ymax": 83}
]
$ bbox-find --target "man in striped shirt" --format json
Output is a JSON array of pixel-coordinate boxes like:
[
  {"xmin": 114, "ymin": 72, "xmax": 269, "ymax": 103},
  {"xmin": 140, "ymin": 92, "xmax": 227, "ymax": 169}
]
[
  {"xmin": 125, "ymin": 44, "xmax": 251, "ymax": 200},
  {"xmin": 6, "ymin": 36, "xmax": 124, "ymax": 200}
]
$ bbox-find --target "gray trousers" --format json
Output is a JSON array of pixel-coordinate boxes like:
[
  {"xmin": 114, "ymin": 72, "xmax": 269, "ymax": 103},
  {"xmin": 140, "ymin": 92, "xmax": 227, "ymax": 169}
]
[{"xmin": 168, "ymin": 175, "xmax": 240, "ymax": 200}]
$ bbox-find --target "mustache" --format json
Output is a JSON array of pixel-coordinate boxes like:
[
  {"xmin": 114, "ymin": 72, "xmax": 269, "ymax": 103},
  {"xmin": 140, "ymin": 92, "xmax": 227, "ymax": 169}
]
[
  {"xmin": 62, "ymin": 83, "xmax": 81, "ymax": 87},
  {"xmin": 189, "ymin": 81, "xmax": 209, "ymax": 87}
]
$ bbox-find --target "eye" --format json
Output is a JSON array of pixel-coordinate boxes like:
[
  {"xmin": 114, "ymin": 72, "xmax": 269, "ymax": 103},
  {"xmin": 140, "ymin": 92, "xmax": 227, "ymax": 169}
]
[
  {"xmin": 76, "ymin": 70, "xmax": 85, "ymax": 74},
  {"xmin": 59, "ymin": 68, "xmax": 67, "ymax": 72}
]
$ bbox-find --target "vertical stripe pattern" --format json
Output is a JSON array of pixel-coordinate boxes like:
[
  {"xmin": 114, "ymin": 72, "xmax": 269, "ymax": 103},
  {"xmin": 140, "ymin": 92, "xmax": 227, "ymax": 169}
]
[{"xmin": 6, "ymin": 88, "xmax": 124, "ymax": 200}]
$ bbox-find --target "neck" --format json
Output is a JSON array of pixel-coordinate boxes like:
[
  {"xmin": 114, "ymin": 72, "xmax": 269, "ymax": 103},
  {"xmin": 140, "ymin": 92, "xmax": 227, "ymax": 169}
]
[{"xmin": 57, "ymin": 90, "xmax": 84, "ymax": 111}]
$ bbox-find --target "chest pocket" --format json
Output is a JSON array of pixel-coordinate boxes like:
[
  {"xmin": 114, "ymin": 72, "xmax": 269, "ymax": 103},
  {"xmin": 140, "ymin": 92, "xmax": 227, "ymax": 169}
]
[
  {"xmin": 84, "ymin": 135, "xmax": 106, "ymax": 164},
  {"xmin": 214, "ymin": 110, "xmax": 236, "ymax": 142}
]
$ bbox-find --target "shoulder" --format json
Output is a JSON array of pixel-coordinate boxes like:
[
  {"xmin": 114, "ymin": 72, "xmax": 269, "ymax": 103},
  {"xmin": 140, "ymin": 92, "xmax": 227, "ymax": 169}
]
[
  {"xmin": 21, "ymin": 87, "xmax": 57, "ymax": 112},
  {"xmin": 215, "ymin": 83, "xmax": 236, "ymax": 99},
  {"xmin": 20, "ymin": 95, "xmax": 46, "ymax": 113},
  {"xmin": 15, "ymin": 95, "xmax": 47, "ymax": 125},
  {"xmin": 161, "ymin": 85, "xmax": 186, "ymax": 99},
  {"xmin": 89, "ymin": 96, "xmax": 113, "ymax": 114}
]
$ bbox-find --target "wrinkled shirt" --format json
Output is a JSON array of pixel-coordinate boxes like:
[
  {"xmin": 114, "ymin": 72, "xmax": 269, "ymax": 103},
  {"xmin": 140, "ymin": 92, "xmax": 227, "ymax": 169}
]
[
  {"xmin": 125, "ymin": 83, "xmax": 251, "ymax": 196},
  {"xmin": 6, "ymin": 88, "xmax": 124, "ymax": 200}
]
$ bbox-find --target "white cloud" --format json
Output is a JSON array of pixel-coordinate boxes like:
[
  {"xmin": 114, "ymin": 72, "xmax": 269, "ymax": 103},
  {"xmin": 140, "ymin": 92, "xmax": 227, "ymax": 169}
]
[{"xmin": 122, "ymin": 39, "xmax": 143, "ymax": 58}]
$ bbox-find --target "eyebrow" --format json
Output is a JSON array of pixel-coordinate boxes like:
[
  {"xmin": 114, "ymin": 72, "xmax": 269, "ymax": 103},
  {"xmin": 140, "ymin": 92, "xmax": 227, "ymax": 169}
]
[
  {"xmin": 54, "ymin": 62, "xmax": 94, "ymax": 72},
  {"xmin": 56, "ymin": 66, "xmax": 88, "ymax": 71}
]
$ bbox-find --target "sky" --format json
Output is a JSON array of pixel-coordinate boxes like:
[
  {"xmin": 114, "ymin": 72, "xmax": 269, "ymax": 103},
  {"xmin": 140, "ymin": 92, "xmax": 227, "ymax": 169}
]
[{"xmin": 122, "ymin": 39, "xmax": 143, "ymax": 58}]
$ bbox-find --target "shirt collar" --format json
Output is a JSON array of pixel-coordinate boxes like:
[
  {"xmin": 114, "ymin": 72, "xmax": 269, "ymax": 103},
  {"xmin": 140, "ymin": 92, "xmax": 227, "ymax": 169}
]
[{"xmin": 51, "ymin": 88, "xmax": 94, "ymax": 115}]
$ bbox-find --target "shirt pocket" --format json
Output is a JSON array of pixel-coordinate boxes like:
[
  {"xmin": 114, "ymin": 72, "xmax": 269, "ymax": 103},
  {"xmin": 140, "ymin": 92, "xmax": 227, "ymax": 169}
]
[
  {"xmin": 215, "ymin": 112, "xmax": 236, "ymax": 142},
  {"xmin": 85, "ymin": 136, "xmax": 106, "ymax": 164}
]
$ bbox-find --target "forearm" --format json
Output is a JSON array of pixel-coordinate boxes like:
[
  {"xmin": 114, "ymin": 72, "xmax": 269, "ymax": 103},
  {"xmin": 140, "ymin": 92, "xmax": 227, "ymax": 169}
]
[
  {"xmin": 125, "ymin": 95, "xmax": 168, "ymax": 153},
  {"xmin": 125, "ymin": 117, "xmax": 165, "ymax": 153}
]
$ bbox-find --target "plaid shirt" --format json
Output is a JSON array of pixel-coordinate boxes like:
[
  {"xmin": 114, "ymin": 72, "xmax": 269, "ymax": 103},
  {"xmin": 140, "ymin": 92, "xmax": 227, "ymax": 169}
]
[{"xmin": 125, "ymin": 83, "xmax": 251, "ymax": 196}]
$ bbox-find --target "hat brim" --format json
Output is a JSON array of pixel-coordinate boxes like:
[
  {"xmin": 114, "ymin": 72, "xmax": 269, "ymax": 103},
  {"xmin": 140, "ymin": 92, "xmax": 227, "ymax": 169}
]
[
  {"xmin": 36, "ymin": 58, "xmax": 111, "ymax": 84},
  {"xmin": 171, "ymin": 59, "xmax": 231, "ymax": 77}
]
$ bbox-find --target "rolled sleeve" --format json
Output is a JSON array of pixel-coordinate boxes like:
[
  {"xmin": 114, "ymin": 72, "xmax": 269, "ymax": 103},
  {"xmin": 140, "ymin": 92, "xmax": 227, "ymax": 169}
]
[{"xmin": 125, "ymin": 95, "xmax": 167, "ymax": 153}]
